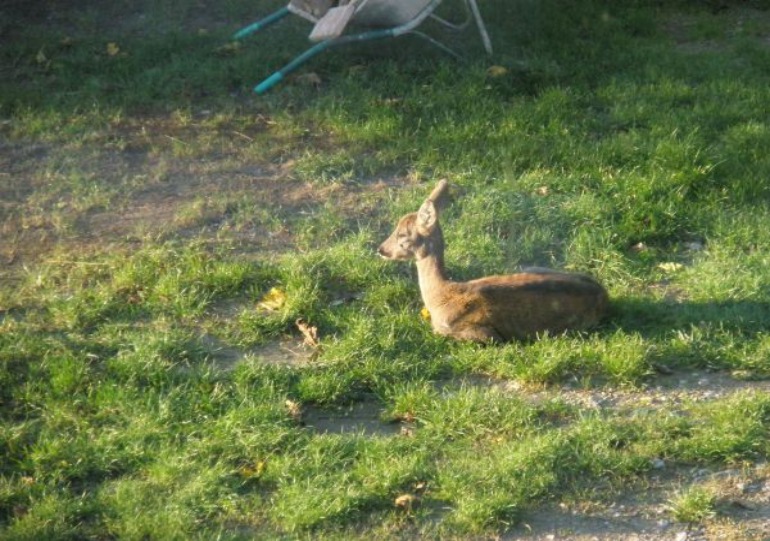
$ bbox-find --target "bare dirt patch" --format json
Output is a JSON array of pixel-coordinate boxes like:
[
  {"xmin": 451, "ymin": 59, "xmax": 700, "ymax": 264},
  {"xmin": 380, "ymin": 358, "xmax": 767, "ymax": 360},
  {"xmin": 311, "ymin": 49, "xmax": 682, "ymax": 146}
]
[
  {"xmin": 508, "ymin": 460, "xmax": 770, "ymax": 541},
  {"xmin": 303, "ymin": 396, "xmax": 411, "ymax": 437},
  {"xmin": 516, "ymin": 370, "xmax": 770, "ymax": 413},
  {"xmin": 251, "ymin": 336, "xmax": 317, "ymax": 367},
  {"xmin": 0, "ymin": 122, "xmax": 404, "ymax": 287},
  {"xmin": 510, "ymin": 374, "xmax": 770, "ymax": 539}
]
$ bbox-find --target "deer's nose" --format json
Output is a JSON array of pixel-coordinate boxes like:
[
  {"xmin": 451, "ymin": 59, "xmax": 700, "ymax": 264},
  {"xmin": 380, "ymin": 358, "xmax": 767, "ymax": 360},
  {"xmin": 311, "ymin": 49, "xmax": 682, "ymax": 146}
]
[{"xmin": 377, "ymin": 245, "xmax": 390, "ymax": 258}]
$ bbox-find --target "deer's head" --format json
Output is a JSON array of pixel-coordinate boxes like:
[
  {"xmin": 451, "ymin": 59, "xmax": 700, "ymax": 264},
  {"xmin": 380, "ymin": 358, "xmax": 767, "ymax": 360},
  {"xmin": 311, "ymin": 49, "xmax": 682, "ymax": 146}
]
[{"xmin": 378, "ymin": 180, "xmax": 448, "ymax": 261}]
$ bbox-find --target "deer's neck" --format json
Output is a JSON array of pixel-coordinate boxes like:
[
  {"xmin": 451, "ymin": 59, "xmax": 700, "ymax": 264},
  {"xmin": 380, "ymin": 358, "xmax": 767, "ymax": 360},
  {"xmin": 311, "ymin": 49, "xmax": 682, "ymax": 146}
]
[{"xmin": 415, "ymin": 239, "xmax": 450, "ymax": 309}]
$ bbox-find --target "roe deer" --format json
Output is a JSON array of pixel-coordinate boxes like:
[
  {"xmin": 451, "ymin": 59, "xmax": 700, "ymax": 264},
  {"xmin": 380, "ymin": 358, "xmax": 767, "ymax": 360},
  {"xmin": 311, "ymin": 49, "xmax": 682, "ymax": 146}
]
[{"xmin": 378, "ymin": 180, "xmax": 609, "ymax": 343}]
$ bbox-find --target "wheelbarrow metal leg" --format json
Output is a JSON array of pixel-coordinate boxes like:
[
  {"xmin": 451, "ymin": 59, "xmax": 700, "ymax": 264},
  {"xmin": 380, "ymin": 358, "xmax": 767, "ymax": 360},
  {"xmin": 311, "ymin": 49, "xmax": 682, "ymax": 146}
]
[
  {"xmin": 254, "ymin": 27, "xmax": 400, "ymax": 94},
  {"xmin": 233, "ymin": 6, "xmax": 291, "ymax": 41},
  {"xmin": 255, "ymin": 39, "xmax": 334, "ymax": 94},
  {"xmin": 250, "ymin": 0, "xmax": 475, "ymax": 94}
]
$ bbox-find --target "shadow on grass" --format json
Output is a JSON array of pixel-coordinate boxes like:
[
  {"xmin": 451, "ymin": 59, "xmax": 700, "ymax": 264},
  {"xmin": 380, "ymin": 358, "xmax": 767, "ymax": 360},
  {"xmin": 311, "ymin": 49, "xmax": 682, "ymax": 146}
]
[{"xmin": 610, "ymin": 297, "xmax": 770, "ymax": 339}]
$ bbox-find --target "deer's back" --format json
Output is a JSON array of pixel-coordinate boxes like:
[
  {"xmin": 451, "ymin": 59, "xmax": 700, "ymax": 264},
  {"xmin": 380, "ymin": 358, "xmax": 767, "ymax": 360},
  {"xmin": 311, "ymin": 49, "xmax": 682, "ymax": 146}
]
[{"xmin": 445, "ymin": 271, "xmax": 608, "ymax": 340}]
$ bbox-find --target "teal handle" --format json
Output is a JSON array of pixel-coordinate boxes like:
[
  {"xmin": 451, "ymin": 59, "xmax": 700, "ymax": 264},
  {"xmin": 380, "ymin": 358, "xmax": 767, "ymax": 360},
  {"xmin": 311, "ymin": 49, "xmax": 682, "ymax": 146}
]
[
  {"xmin": 233, "ymin": 7, "xmax": 290, "ymax": 40},
  {"xmin": 255, "ymin": 72, "xmax": 284, "ymax": 94},
  {"xmin": 246, "ymin": 18, "xmax": 399, "ymax": 94}
]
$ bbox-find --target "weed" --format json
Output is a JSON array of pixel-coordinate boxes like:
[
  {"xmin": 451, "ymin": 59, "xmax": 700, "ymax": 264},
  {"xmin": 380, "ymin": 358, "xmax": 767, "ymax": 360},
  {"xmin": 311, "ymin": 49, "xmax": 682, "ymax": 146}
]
[{"xmin": 669, "ymin": 485, "xmax": 718, "ymax": 523}]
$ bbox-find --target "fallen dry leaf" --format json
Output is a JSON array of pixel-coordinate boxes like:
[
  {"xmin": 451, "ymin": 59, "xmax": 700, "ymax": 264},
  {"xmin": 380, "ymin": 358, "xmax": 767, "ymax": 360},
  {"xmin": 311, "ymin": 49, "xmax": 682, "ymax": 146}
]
[
  {"xmin": 35, "ymin": 48, "xmax": 47, "ymax": 64},
  {"xmin": 486, "ymin": 65, "xmax": 508, "ymax": 78},
  {"xmin": 20, "ymin": 476, "xmax": 35, "ymax": 486},
  {"xmin": 285, "ymin": 399, "xmax": 302, "ymax": 422},
  {"xmin": 398, "ymin": 411, "xmax": 416, "ymax": 423},
  {"xmin": 215, "ymin": 41, "xmax": 241, "ymax": 55},
  {"xmin": 258, "ymin": 287, "xmax": 287, "ymax": 311},
  {"xmin": 106, "ymin": 42, "xmax": 120, "ymax": 56},
  {"xmin": 394, "ymin": 493, "xmax": 419, "ymax": 509},
  {"xmin": 296, "ymin": 318, "xmax": 320, "ymax": 348},
  {"xmin": 239, "ymin": 460, "xmax": 267, "ymax": 479},
  {"xmin": 657, "ymin": 262, "xmax": 685, "ymax": 273}
]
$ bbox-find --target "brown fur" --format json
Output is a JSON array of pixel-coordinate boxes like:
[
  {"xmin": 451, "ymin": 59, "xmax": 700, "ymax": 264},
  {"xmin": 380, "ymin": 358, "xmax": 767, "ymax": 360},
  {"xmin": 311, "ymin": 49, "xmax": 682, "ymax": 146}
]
[{"xmin": 378, "ymin": 180, "xmax": 609, "ymax": 343}]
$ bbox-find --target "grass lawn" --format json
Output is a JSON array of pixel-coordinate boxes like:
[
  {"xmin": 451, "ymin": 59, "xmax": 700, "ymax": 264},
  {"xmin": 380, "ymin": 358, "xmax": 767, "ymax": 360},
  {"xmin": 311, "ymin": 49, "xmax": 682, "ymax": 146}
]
[{"xmin": 2, "ymin": 0, "xmax": 770, "ymax": 539}]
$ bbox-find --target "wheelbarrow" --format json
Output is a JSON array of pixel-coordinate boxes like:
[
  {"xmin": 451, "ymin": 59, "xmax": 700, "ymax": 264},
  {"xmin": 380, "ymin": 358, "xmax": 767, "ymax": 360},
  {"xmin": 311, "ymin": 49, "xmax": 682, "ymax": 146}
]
[{"xmin": 233, "ymin": 0, "xmax": 493, "ymax": 94}]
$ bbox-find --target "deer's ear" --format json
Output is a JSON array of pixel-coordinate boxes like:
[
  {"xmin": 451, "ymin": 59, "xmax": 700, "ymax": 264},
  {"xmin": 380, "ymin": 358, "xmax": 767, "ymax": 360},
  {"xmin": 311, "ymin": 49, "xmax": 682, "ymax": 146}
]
[
  {"xmin": 416, "ymin": 199, "xmax": 438, "ymax": 233},
  {"xmin": 428, "ymin": 179, "xmax": 449, "ymax": 208}
]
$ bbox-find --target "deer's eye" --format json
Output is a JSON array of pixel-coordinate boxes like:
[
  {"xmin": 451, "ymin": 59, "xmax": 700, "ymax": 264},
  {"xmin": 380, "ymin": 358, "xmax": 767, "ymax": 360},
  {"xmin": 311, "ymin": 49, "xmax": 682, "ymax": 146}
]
[{"xmin": 398, "ymin": 236, "xmax": 413, "ymax": 249}]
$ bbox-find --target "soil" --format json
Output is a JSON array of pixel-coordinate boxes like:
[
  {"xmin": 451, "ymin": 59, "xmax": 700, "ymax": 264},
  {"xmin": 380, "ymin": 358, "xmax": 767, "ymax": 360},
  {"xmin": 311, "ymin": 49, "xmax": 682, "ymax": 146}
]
[{"xmin": 0, "ymin": 135, "xmax": 402, "ymax": 283}]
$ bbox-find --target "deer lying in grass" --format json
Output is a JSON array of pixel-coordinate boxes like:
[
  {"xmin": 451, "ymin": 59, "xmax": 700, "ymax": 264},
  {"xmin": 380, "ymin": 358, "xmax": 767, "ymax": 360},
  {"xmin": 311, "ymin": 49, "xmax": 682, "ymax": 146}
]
[{"xmin": 378, "ymin": 180, "xmax": 609, "ymax": 343}]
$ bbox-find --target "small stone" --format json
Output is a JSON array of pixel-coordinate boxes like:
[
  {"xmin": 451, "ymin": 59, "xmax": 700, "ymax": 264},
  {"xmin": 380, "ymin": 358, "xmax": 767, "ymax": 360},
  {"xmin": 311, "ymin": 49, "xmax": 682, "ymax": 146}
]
[
  {"xmin": 729, "ymin": 498, "xmax": 757, "ymax": 510},
  {"xmin": 675, "ymin": 532, "xmax": 689, "ymax": 541},
  {"xmin": 684, "ymin": 241, "xmax": 704, "ymax": 252},
  {"xmin": 651, "ymin": 458, "xmax": 666, "ymax": 469},
  {"xmin": 694, "ymin": 468, "xmax": 711, "ymax": 479}
]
